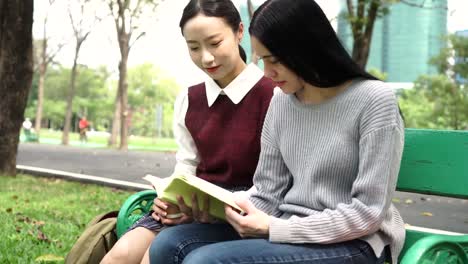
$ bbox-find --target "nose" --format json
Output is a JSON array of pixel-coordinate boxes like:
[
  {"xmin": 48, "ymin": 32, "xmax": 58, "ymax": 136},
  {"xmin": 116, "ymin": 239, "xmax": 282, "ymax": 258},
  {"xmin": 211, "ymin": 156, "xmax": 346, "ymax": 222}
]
[
  {"xmin": 263, "ymin": 64, "xmax": 277, "ymax": 79},
  {"xmin": 201, "ymin": 49, "xmax": 214, "ymax": 66}
]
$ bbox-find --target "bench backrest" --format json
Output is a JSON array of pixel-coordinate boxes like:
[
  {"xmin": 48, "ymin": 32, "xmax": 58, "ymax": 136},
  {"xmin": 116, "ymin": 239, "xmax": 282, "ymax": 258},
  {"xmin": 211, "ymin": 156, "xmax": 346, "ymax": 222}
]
[{"xmin": 396, "ymin": 129, "xmax": 468, "ymax": 199}]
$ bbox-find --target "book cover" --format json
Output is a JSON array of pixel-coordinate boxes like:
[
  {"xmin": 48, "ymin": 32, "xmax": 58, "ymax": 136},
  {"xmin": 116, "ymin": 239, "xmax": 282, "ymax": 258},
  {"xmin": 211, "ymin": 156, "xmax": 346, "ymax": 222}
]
[{"xmin": 143, "ymin": 174, "xmax": 243, "ymax": 220}]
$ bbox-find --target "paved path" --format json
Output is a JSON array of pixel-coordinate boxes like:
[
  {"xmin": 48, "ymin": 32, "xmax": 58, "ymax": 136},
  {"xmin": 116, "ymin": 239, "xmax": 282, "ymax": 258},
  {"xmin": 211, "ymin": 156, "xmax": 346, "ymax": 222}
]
[
  {"xmin": 17, "ymin": 142, "xmax": 176, "ymax": 185},
  {"xmin": 16, "ymin": 142, "xmax": 468, "ymax": 234}
]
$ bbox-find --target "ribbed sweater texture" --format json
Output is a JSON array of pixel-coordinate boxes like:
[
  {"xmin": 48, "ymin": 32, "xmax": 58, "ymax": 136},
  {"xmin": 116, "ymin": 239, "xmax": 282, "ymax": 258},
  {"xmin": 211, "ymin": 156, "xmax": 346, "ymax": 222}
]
[{"xmin": 250, "ymin": 79, "xmax": 405, "ymax": 263}]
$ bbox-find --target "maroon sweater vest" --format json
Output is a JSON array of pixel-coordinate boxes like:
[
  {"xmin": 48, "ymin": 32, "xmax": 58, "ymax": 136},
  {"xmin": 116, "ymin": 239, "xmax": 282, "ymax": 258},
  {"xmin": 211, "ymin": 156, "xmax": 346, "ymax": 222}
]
[{"xmin": 185, "ymin": 77, "xmax": 275, "ymax": 188}]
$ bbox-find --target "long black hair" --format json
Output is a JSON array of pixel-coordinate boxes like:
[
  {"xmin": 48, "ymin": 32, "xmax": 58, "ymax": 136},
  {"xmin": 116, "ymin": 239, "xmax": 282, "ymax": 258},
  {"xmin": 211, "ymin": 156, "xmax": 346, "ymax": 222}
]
[
  {"xmin": 249, "ymin": 0, "xmax": 376, "ymax": 87},
  {"xmin": 180, "ymin": 0, "xmax": 247, "ymax": 63}
]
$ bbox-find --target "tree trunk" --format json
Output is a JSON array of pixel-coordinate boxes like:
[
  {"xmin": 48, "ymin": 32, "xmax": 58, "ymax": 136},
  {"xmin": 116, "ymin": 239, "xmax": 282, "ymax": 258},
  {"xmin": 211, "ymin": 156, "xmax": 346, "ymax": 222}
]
[
  {"xmin": 347, "ymin": 0, "xmax": 380, "ymax": 69},
  {"xmin": 35, "ymin": 62, "xmax": 46, "ymax": 134},
  {"xmin": 0, "ymin": 0, "xmax": 34, "ymax": 175},
  {"xmin": 108, "ymin": 89, "xmax": 121, "ymax": 146},
  {"xmin": 61, "ymin": 43, "xmax": 80, "ymax": 145},
  {"xmin": 34, "ymin": 24, "xmax": 49, "ymax": 134},
  {"xmin": 351, "ymin": 37, "xmax": 371, "ymax": 68},
  {"xmin": 118, "ymin": 49, "xmax": 129, "ymax": 150}
]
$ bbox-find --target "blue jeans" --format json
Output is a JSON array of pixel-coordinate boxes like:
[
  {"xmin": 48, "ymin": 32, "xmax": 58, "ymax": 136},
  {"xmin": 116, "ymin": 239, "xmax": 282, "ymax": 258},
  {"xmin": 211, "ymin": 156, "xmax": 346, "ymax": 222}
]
[{"xmin": 149, "ymin": 223, "xmax": 389, "ymax": 264}]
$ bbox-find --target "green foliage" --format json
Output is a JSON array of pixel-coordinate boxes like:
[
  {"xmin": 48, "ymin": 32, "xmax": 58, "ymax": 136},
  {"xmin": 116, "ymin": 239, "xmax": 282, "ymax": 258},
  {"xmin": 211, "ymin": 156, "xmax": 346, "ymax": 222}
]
[
  {"xmin": 0, "ymin": 174, "xmax": 133, "ymax": 264},
  {"xmin": 399, "ymin": 34, "xmax": 468, "ymax": 130},
  {"xmin": 127, "ymin": 63, "xmax": 180, "ymax": 137},
  {"xmin": 26, "ymin": 62, "xmax": 180, "ymax": 137},
  {"xmin": 343, "ymin": 0, "xmax": 396, "ymax": 28},
  {"xmin": 451, "ymin": 35, "xmax": 468, "ymax": 81},
  {"xmin": 399, "ymin": 75, "xmax": 468, "ymax": 129},
  {"xmin": 368, "ymin": 68, "xmax": 388, "ymax": 81},
  {"xmin": 27, "ymin": 65, "xmax": 114, "ymax": 130}
]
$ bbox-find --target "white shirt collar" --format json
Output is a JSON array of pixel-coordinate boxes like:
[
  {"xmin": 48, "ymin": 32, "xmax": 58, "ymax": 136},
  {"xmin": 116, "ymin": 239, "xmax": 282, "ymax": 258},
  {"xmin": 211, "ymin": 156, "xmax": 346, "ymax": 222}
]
[{"xmin": 205, "ymin": 63, "xmax": 264, "ymax": 107}]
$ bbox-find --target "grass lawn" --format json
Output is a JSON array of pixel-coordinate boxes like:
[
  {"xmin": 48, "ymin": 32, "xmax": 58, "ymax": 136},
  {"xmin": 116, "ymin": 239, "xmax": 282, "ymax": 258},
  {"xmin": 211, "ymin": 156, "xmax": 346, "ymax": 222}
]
[
  {"xmin": 21, "ymin": 129, "xmax": 178, "ymax": 151},
  {"xmin": 0, "ymin": 174, "xmax": 134, "ymax": 263}
]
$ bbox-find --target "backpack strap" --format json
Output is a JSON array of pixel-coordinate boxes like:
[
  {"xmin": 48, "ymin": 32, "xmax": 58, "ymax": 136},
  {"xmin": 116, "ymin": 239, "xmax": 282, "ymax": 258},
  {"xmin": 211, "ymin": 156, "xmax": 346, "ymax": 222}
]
[{"xmin": 86, "ymin": 211, "xmax": 119, "ymax": 228}]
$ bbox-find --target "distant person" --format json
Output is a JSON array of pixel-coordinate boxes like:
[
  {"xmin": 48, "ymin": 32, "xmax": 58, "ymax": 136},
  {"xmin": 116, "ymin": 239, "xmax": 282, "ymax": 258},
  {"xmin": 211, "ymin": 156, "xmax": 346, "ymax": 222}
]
[
  {"xmin": 101, "ymin": 0, "xmax": 276, "ymax": 263},
  {"xmin": 78, "ymin": 116, "xmax": 89, "ymax": 143},
  {"xmin": 147, "ymin": 0, "xmax": 405, "ymax": 264},
  {"xmin": 22, "ymin": 118, "xmax": 32, "ymax": 136}
]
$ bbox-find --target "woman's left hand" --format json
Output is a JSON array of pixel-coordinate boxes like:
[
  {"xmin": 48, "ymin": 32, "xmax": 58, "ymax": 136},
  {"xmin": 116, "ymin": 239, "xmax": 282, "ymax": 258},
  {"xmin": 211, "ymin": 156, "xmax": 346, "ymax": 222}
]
[{"xmin": 225, "ymin": 198, "xmax": 269, "ymax": 238}]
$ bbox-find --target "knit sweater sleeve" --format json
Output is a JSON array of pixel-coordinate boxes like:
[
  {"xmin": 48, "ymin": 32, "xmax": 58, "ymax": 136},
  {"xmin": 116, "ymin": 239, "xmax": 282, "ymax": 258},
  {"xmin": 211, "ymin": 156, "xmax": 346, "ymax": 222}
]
[
  {"xmin": 249, "ymin": 95, "xmax": 293, "ymax": 217},
  {"xmin": 268, "ymin": 88, "xmax": 405, "ymax": 244}
]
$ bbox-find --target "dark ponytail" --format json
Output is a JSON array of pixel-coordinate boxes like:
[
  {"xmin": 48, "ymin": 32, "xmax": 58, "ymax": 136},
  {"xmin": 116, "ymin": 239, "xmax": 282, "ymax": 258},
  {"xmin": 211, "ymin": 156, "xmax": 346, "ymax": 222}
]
[{"xmin": 239, "ymin": 45, "xmax": 247, "ymax": 63}]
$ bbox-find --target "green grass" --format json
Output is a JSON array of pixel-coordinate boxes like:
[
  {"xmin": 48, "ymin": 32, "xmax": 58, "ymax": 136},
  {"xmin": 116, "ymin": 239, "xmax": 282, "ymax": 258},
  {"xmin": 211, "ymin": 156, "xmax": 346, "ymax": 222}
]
[
  {"xmin": 21, "ymin": 129, "xmax": 178, "ymax": 151},
  {"xmin": 0, "ymin": 174, "xmax": 133, "ymax": 264}
]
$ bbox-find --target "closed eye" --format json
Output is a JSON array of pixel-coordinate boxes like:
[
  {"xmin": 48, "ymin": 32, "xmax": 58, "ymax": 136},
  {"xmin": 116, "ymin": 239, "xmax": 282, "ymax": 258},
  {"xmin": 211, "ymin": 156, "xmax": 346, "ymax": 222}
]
[
  {"xmin": 258, "ymin": 55, "xmax": 279, "ymax": 64},
  {"xmin": 211, "ymin": 41, "xmax": 222, "ymax": 47},
  {"xmin": 269, "ymin": 58, "xmax": 279, "ymax": 64}
]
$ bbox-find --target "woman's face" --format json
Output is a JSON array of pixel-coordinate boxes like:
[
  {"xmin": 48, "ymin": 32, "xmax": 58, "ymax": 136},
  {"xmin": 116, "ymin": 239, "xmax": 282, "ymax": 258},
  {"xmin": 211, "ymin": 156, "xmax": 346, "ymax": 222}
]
[
  {"xmin": 251, "ymin": 36, "xmax": 304, "ymax": 94},
  {"xmin": 183, "ymin": 14, "xmax": 244, "ymax": 86}
]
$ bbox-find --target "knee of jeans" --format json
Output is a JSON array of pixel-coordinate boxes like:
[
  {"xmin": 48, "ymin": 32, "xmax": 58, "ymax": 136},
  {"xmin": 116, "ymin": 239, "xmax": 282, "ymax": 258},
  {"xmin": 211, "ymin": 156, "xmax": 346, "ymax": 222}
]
[{"xmin": 148, "ymin": 228, "xmax": 180, "ymax": 262}]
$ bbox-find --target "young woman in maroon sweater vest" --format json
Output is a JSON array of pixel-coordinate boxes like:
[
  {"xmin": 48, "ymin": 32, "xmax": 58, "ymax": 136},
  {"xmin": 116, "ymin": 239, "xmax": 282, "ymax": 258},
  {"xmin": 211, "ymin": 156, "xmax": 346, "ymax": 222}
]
[{"xmin": 101, "ymin": 1, "xmax": 275, "ymax": 263}]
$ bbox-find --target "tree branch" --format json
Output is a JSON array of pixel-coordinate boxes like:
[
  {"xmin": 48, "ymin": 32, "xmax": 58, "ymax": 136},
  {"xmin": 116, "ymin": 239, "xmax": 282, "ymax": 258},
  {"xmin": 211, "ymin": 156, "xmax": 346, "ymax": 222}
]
[
  {"xmin": 346, "ymin": 0, "xmax": 358, "ymax": 38},
  {"xmin": 357, "ymin": 0, "xmax": 365, "ymax": 22},
  {"xmin": 346, "ymin": 0, "xmax": 355, "ymax": 17},
  {"xmin": 129, "ymin": 31, "xmax": 145, "ymax": 51},
  {"xmin": 364, "ymin": 0, "xmax": 379, "ymax": 41},
  {"xmin": 45, "ymin": 43, "xmax": 66, "ymax": 65}
]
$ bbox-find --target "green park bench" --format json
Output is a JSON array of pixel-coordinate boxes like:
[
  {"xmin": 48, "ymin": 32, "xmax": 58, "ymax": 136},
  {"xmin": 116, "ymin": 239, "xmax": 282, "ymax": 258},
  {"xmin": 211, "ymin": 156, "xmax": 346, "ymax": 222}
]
[{"xmin": 116, "ymin": 128, "xmax": 468, "ymax": 263}]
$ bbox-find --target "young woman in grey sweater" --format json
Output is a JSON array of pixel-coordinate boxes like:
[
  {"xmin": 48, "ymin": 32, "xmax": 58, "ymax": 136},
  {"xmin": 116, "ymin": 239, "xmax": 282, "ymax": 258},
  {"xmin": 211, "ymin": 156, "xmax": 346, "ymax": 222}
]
[{"xmin": 148, "ymin": 0, "xmax": 405, "ymax": 263}]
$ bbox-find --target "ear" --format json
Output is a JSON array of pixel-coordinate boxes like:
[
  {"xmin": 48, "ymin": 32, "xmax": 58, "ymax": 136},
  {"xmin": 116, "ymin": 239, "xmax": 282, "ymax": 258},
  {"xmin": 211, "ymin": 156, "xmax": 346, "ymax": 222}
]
[{"xmin": 237, "ymin": 22, "xmax": 244, "ymax": 43}]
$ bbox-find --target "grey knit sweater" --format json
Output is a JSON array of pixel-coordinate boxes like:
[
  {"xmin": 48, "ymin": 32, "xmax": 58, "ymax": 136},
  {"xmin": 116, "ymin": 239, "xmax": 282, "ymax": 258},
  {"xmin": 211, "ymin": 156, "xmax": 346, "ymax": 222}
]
[{"xmin": 250, "ymin": 79, "xmax": 405, "ymax": 263}]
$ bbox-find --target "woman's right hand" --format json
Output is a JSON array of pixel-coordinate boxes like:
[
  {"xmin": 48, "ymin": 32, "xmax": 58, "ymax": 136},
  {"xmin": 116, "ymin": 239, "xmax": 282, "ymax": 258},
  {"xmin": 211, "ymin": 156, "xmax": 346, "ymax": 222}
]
[{"xmin": 151, "ymin": 197, "xmax": 194, "ymax": 225}]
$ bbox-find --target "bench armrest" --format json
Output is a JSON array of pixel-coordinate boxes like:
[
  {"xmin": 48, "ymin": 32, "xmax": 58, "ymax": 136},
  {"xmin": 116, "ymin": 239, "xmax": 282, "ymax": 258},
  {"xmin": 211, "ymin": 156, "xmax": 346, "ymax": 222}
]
[
  {"xmin": 116, "ymin": 190, "xmax": 157, "ymax": 238},
  {"xmin": 400, "ymin": 233, "xmax": 468, "ymax": 264}
]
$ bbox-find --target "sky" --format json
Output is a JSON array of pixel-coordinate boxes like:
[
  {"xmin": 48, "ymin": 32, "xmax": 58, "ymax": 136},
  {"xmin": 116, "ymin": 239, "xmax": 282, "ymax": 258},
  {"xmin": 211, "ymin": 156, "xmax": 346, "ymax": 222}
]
[{"xmin": 34, "ymin": 0, "xmax": 468, "ymax": 88}]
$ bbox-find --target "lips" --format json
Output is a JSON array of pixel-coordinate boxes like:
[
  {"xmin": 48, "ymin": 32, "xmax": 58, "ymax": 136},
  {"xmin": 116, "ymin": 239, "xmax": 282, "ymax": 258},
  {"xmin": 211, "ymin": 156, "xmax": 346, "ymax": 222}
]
[
  {"xmin": 275, "ymin": 81, "xmax": 286, "ymax": 87},
  {"xmin": 206, "ymin": 66, "xmax": 220, "ymax": 73}
]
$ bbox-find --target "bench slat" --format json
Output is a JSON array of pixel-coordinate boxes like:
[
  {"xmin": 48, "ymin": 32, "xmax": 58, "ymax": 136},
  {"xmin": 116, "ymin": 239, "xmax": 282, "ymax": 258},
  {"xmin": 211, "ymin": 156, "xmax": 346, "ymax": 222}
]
[{"xmin": 397, "ymin": 129, "xmax": 468, "ymax": 199}]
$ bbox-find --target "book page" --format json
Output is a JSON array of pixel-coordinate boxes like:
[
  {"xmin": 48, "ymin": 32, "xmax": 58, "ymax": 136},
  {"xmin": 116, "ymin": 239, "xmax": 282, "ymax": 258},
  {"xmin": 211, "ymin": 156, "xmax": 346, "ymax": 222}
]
[
  {"xmin": 143, "ymin": 174, "xmax": 171, "ymax": 192},
  {"xmin": 143, "ymin": 173, "xmax": 244, "ymax": 219},
  {"xmin": 179, "ymin": 174, "xmax": 242, "ymax": 211}
]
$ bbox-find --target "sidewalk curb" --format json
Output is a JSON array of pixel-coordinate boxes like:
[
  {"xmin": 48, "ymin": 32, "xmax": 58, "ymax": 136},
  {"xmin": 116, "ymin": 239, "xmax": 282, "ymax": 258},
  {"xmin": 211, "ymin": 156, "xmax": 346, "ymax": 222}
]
[{"xmin": 16, "ymin": 165, "xmax": 152, "ymax": 192}]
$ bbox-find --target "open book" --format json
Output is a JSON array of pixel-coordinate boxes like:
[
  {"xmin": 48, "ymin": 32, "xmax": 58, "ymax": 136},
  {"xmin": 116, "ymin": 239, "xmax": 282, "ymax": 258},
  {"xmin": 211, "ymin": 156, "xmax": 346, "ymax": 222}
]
[{"xmin": 143, "ymin": 174, "xmax": 243, "ymax": 220}]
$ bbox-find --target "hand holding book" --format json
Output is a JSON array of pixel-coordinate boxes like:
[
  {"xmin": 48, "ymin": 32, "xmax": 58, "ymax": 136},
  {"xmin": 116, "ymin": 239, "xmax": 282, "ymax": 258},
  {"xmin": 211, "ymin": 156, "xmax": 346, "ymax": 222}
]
[
  {"xmin": 151, "ymin": 193, "xmax": 217, "ymax": 225},
  {"xmin": 143, "ymin": 174, "xmax": 244, "ymax": 220}
]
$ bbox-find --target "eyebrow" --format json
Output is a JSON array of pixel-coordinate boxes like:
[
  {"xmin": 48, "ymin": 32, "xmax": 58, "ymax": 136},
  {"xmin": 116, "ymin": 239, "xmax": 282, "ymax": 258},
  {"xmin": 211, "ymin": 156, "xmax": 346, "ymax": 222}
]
[{"xmin": 186, "ymin": 33, "xmax": 222, "ymax": 44}]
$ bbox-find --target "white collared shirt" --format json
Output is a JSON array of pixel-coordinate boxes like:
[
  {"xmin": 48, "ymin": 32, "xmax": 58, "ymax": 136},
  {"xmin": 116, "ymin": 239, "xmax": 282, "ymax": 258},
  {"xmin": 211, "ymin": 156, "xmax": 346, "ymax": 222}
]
[{"xmin": 172, "ymin": 63, "xmax": 265, "ymax": 175}]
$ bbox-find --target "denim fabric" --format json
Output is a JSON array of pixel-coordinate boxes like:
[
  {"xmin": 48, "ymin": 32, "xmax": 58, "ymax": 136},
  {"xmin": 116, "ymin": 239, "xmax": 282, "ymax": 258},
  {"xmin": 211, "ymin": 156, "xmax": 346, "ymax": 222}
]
[{"xmin": 149, "ymin": 223, "xmax": 390, "ymax": 264}]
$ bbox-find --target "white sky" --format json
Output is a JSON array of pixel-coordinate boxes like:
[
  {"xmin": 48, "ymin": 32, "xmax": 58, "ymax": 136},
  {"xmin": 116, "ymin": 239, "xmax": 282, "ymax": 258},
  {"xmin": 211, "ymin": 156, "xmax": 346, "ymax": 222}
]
[{"xmin": 34, "ymin": 0, "xmax": 468, "ymax": 88}]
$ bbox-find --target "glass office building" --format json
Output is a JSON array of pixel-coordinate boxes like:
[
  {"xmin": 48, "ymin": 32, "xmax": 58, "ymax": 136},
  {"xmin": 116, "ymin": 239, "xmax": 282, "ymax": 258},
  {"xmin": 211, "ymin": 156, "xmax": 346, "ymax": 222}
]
[
  {"xmin": 337, "ymin": 0, "xmax": 448, "ymax": 82},
  {"xmin": 239, "ymin": 1, "xmax": 255, "ymax": 64}
]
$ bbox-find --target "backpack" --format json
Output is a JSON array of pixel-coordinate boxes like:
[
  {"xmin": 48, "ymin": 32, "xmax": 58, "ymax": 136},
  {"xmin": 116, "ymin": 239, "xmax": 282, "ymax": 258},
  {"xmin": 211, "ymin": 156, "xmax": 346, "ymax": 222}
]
[{"xmin": 65, "ymin": 211, "xmax": 119, "ymax": 264}]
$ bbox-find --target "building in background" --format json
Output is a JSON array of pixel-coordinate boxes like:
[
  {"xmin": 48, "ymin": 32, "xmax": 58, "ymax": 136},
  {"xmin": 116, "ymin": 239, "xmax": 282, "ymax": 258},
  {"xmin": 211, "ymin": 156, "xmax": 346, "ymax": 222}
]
[
  {"xmin": 454, "ymin": 29, "xmax": 468, "ymax": 84},
  {"xmin": 239, "ymin": 1, "xmax": 257, "ymax": 65},
  {"xmin": 337, "ymin": 0, "xmax": 448, "ymax": 82}
]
